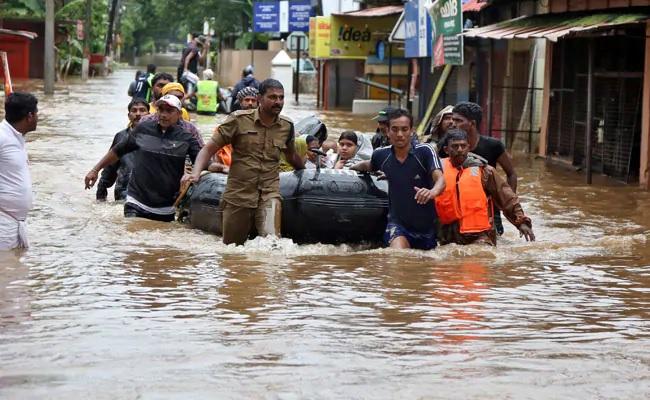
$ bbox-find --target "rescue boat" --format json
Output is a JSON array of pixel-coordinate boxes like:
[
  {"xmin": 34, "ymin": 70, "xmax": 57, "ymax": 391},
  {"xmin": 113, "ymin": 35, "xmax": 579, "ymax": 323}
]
[{"xmin": 183, "ymin": 168, "xmax": 389, "ymax": 244}]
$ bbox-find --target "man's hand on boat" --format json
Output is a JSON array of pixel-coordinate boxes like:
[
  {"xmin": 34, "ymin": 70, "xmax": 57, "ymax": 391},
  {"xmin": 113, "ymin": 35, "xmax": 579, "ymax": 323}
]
[{"xmin": 181, "ymin": 172, "xmax": 200, "ymax": 185}]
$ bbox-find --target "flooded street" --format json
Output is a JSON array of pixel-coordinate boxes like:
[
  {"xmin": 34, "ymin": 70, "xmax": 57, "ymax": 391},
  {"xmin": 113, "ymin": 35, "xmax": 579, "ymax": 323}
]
[{"xmin": 1, "ymin": 68, "xmax": 650, "ymax": 399}]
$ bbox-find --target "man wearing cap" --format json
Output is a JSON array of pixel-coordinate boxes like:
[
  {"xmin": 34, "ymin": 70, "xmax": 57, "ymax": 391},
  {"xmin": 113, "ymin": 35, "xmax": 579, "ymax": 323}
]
[
  {"xmin": 84, "ymin": 95, "xmax": 201, "ymax": 222},
  {"xmin": 183, "ymin": 79, "xmax": 304, "ymax": 245},
  {"xmin": 371, "ymin": 106, "xmax": 419, "ymax": 149},
  {"xmin": 141, "ymin": 82, "xmax": 204, "ymax": 147},
  {"xmin": 149, "ymin": 82, "xmax": 191, "ymax": 122},
  {"xmin": 371, "ymin": 106, "xmax": 394, "ymax": 149}
]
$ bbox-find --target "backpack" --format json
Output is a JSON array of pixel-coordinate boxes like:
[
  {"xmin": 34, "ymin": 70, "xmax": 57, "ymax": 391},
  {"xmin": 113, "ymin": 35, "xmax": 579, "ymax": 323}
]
[{"xmin": 132, "ymin": 74, "xmax": 149, "ymax": 99}]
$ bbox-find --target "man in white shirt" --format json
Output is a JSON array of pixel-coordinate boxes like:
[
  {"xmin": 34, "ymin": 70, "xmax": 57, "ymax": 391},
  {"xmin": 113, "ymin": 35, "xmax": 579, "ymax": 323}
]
[{"xmin": 0, "ymin": 92, "xmax": 38, "ymax": 250}]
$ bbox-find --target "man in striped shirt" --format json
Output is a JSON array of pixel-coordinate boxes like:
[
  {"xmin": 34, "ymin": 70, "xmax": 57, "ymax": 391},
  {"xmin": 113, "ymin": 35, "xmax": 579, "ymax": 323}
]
[{"xmin": 352, "ymin": 109, "xmax": 445, "ymax": 250}]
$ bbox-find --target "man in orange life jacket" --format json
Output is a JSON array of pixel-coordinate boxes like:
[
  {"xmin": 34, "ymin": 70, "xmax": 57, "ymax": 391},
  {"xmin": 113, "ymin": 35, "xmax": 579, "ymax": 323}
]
[{"xmin": 435, "ymin": 129, "xmax": 535, "ymax": 246}]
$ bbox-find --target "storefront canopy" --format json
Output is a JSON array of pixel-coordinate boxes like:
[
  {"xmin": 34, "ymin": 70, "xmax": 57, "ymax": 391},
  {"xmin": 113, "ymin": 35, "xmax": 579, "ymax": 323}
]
[
  {"xmin": 0, "ymin": 28, "xmax": 38, "ymax": 40},
  {"xmin": 333, "ymin": 5, "xmax": 403, "ymax": 18},
  {"xmin": 462, "ymin": 12, "xmax": 650, "ymax": 42}
]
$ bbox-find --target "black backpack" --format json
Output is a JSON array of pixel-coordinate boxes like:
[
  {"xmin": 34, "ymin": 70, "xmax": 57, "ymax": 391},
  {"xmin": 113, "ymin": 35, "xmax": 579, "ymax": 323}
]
[{"xmin": 132, "ymin": 74, "xmax": 149, "ymax": 99}]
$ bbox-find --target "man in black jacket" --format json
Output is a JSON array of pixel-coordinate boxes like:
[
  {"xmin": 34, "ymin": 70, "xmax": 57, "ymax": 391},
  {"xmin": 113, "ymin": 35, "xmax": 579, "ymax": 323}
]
[
  {"xmin": 85, "ymin": 95, "xmax": 201, "ymax": 222},
  {"xmin": 230, "ymin": 65, "xmax": 260, "ymax": 112},
  {"xmin": 96, "ymin": 98, "xmax": 149, "ymax": 202}
]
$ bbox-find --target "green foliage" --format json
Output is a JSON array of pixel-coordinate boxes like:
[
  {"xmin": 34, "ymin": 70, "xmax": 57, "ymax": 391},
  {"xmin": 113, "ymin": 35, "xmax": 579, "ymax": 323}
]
[
  {"xmin": 118, "ymin": 0, "xmax": 264, "ymax": 54},
  {"xmin": 1, "ymin": 0, "xmax": 45, "ymax": 18}
]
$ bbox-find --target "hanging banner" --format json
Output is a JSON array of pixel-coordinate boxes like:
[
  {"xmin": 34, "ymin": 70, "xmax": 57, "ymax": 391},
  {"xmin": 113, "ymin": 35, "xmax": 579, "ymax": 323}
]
[
  {"xmin": 426, "ymin": 0, "xmax": 464, "ymax": 66},
  {"xmin": 404, "ymin": 0, "xmax": 432, "ymax": 58},
  {"xmin": 309, "ymin": 16, "xmax": 331, "ymax": 58},
  {"xmin": 433, "ymin": 34, "xmax": 463, "ymax": 67}
]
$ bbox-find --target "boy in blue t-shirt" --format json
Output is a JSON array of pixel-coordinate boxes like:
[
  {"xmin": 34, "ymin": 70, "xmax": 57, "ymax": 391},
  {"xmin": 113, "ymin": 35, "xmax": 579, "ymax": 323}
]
[{"xmin": 351, "ymin": 109, "xmax": 445, "ymax": 250}]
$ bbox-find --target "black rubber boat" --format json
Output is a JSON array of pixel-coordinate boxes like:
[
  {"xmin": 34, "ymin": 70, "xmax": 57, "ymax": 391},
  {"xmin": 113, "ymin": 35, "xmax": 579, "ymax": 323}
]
[{"xmin": 184, "ymin": 169, "xmax": 389, "ymax": 244}]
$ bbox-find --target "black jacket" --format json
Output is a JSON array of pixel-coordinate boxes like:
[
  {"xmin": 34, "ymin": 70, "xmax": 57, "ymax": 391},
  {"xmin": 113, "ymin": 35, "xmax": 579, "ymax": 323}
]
[
  {"xmin": 113, "ymin": 119, "xmax": 201, "ymax": 209},
  {"xmin": 96, "ymin": 128, "xmax": 135, "ymax": 201},
  {"xmin": 230, "ymin": 75, "xmax": 260, "ymax": 112}
]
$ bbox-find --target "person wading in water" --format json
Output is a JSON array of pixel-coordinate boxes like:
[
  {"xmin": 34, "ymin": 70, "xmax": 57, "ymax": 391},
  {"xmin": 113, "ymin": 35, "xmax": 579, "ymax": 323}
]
[
  {"xmin": 182, "ymin": 79, "xmax": 304, "ymax": 245},
  {"xmin": 85, "ymin": 95, "xmax": 201, "ymax": 222},
  {"xmin": 435, "ymin": 129, "xmax": 534, "ymax": 246}
]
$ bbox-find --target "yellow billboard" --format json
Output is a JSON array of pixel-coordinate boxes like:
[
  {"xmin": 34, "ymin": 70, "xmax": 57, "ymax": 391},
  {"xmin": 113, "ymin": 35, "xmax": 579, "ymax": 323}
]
[
  {"xmin": 309, "ymin": 16, "xmax": 331, "ymax": 59},
  {"xmin": 328, "ymin": 15, "xmax": 401, "ymax": 59}
]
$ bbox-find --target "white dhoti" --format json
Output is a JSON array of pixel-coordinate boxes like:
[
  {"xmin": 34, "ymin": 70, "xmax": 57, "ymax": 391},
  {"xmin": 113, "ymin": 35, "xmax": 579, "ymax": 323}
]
[{"xmin": 0, "ymin": 210, "xmax": 29, "ymax": 250}]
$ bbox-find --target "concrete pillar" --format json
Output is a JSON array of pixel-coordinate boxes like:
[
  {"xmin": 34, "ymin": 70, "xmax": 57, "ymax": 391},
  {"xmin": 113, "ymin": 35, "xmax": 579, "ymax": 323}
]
[
  {"xmin": 44, "ymin": 0, "xmax": 55, "ymax": 94},
  {"xmin": 640, "ymin": 21, "xmax": 650, "ymax": 188},
  {"xmin": 271, "ymin": 50, "xmax": 293, "ymax": 97},
  {"xmin": 538, "ymin": 41, "xmax": 553, "ymax": 158}
]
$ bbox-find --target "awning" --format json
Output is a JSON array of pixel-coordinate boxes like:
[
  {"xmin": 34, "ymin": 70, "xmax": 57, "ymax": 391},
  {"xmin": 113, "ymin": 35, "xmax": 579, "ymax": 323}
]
[
  {"xmin": 389, "ymin": 10, "xmax": 406, "ymax": 43},
  {"xmin": 334, "ymin": 5, "xmax": 403, "ymax": 18},
  {"xmin": 462, "ymin": 12, "xmax": 650, "ymax": 42},
  {"xmin": 0, "ymin": 28, "xmax": 38, "ymax": 40},
  {"xmin": 462, "ymin": 0, "xmax": 489, "ymax": 13}
]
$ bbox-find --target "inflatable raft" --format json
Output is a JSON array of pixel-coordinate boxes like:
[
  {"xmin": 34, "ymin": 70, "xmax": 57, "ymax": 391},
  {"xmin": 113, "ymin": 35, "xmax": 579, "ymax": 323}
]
[{"xmin": 184, "ymin": 169, "xmax": 389, "ymax": 244}]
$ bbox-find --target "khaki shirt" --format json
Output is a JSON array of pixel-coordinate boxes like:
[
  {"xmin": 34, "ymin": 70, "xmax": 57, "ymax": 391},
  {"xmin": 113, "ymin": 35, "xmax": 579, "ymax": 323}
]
[{"xmin": 211, "ymin": 108, "xmax": 295, "ymax": 208}]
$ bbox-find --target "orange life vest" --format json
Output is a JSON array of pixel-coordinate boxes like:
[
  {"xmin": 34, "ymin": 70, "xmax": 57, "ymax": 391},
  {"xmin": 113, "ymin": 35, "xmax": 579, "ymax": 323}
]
[
  {"xmin": 217, "ymin": 145, "xmax": 232, "ymax": 167},
  {"xmin": 435, "ymin": 158, "xmax": 492, "ymax": 234}
]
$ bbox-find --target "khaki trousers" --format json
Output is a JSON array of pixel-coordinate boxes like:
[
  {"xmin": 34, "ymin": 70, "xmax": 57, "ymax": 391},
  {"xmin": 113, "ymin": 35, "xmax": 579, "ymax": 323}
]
[{"xmin": 221, "ymin": 198, "xmax": 282, "ymax": 246}]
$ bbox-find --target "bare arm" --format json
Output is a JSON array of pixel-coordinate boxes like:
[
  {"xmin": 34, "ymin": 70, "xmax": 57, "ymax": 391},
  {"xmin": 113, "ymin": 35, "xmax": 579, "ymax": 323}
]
[
  {"xmin": 183, "ymin": 50, "xmax": 196, "ymax": 71},
  {"xmin": 497, "ymin": 151, "xmax": 517, "ymax": 192},
  {"xmin": 183, "ymin": 139, "xmax": 222, "ymax": 183},
  {"xmin": 84, "ymin": 150, "xmax": 120, "ymax": 189},
  {"xmin": 484, "ymin": 166, "xmax": 534, "ymax": 241},
  {"xmin": 284, "ymin": 141, "xmax": 305, "ymax": 170},
  {"xmin": 350, "ymin": 160, "xmax": 372, "ymax": 172},
  {"xmin": 414, "ymin": 169, "xmax": 446, "ymax": 205},
  {"xmin": 199, "ymin": 42, "xmax": 209, "ymax": 63}
]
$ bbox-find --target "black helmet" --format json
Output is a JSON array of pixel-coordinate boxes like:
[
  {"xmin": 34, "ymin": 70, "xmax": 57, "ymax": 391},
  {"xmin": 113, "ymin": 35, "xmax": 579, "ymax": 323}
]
[
  {"xmin": 243, "ymin": 65, "xmax": 254, "ymax": 76},
  {"xmin": 295, "ymin": 115, "xmax": 327, "ymax": 144}
]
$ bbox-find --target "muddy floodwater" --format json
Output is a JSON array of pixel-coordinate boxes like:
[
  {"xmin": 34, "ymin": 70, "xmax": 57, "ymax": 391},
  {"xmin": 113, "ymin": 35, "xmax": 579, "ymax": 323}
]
[{"xmin": 1, "ymin": 69, "xmax": 650, "ymax": 399}]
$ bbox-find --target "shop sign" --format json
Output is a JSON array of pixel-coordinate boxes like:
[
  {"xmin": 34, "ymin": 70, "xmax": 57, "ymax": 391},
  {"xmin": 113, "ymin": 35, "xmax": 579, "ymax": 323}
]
[{"xmin": 309, "ymin": 16, "xmax": 331, "ymax": 59}]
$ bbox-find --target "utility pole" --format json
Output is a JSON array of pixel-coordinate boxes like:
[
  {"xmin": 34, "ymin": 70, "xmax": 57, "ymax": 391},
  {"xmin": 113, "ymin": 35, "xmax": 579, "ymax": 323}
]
[
  {"xmin": 105, "ymin": 0, "xmax": 119, "ymax": 57},
  {"xmin": 82, "ymin": 0, "xmax": 93, "ymax": 80},
  {"xmin": 44, "ymin": 0, "xmax": 55, "ymax": 94}
]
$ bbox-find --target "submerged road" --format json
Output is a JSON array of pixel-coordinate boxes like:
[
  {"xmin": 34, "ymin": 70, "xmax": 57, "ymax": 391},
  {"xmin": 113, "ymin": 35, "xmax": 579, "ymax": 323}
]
[{"xmin": 1, "ymin": 69, "xmax": 650, "ymax": 399}]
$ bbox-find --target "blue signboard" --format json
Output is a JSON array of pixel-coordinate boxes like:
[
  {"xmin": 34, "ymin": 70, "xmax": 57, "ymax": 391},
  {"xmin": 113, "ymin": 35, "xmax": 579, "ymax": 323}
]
[
  {"xmin": 404, "ymin": 0, "xmax": 432, "ymax": 58},
  {"xmin": 288, "ymin": 0, "xmax": 312, "ymax": 32},
  {"xmin": 254, "ymin": 1, "xmax": 313, "ymax": 33},
  {"xmin": 253, "ymin": 2, "xmax": 279, "ymax": 32}
]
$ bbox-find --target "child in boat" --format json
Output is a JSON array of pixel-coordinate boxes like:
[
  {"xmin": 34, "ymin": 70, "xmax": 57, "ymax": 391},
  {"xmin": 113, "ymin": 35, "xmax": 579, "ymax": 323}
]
[{"xmin": 334, "ymin": 131, "xmax": 365, "ymax": 169}]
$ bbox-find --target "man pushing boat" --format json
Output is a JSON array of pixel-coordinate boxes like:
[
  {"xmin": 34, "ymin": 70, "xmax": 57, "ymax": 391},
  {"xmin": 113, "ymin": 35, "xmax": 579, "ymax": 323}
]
[{"xmin": 181, "ymin": 79, "xmax": 304, "ymax": 246}]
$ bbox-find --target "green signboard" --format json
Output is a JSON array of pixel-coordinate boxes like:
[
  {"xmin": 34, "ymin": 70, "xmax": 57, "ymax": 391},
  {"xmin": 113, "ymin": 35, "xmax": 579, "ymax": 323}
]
[
  {"xmin": 429, "ymin": 0, "xmax": 462, "ymax": 40},
  {"xmin": 427, "ymin": 0, "xmax": 464, "ymax": 67}
]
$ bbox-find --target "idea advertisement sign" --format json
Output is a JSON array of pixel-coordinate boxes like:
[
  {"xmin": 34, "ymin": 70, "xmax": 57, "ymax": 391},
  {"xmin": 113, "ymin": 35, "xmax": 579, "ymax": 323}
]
[{"xmin": 328, "ymin": 15, "xmax": 402, "ymax": 59}]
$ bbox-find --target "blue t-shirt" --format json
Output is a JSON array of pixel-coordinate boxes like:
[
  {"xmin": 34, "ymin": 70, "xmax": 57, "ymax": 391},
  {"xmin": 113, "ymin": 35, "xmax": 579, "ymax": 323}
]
[{"xmin": 370, "ymin": 144, "xmax": 442, "ymax": 233}]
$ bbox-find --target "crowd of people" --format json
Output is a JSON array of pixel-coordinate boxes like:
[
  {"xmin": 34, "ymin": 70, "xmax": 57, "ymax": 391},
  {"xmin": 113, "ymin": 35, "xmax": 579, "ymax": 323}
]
[{"xmin": 0, "ymin": 52, "xmax": 534, "ymax": 251}]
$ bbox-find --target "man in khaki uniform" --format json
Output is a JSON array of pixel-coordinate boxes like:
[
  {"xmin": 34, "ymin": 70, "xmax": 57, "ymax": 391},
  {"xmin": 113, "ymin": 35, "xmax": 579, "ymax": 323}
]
[{"xmin": 183, "ymin": 79, "xmax": 304, "ymax": 245}]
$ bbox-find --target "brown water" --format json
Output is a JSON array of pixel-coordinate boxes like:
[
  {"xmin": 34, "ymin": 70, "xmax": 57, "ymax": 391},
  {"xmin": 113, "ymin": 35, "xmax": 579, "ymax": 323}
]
[{"xmin": 1, "ymin": 69, "xmax": 650, "ymax": 399}]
